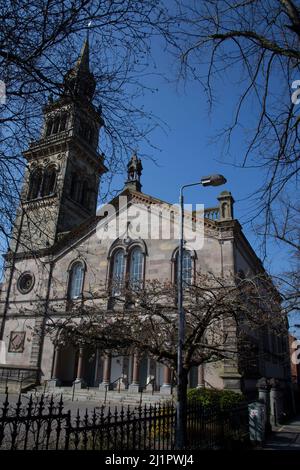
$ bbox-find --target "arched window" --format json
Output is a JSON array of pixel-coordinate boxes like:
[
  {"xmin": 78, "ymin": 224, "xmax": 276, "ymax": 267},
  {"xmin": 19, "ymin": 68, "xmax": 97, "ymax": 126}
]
[
  {"xmin": 175, "ymin": 249, "xmax": 193, "ymax": 286},
  {"xmin": 88, "ymin": 128, "xmax": 94, "ymax": 144},
  {"xmin": 129, "ymin": 247, "xmax": 144, "ymax": 291},
  {"xmin": 42, "ymin": 166, "xmax": 57, "ymax": 197},
  {"xmin": 52, "ymin": 118, "xmax": 60, "ymax": 134},
  {"xmin": 28, "ymin": 169, "xmax": 43, "ymax": 200},
  {"xmin": 70, "ymin": 173, "xmax": 80, "ymax": 201},
  {"xmin": 182, "ymin": 250, "xmax": 193, "ymax": 285},
  {"xmin": 46, "ymin": 120, "xmax": 53, "ymax": 136},
  {"xmin": 59, "ymin": 114, "xmax": 67, "ymax": 132},
  {"xmin": 111, "ymin": 249, "xmax": 125, "ymax": 296},
  {"xmin": 81, "ymin": 180, "xmax": 90, "ymax": 208},
  {"xmin": 68, "ymin": 262, "xmax": 85, "ymax": 300}
]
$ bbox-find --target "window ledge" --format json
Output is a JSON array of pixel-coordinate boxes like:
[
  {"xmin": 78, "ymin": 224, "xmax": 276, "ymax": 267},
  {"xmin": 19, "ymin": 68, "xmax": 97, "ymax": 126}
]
[{"xmin": 23, "ymin": 193, "xmax": 57, "ymax": 207}]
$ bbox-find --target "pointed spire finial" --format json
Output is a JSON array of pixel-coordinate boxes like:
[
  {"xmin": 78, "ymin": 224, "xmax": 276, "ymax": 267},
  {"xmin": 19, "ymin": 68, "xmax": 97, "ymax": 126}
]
[
  {"xmin": 125, "ymin": 153, "xmax": 143, "ymax": 192},
  {"xmin": 63, "ymin": 34, "xmax": 96, "ymax": 101},
  {"xmin": 76, "ymin": 37, "xmax": 90, "ymax": 71}
]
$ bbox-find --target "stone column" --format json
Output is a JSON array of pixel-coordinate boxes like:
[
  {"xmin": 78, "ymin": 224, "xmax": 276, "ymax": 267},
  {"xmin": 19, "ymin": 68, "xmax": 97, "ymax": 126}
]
[
  {"xmin": 122, "ymin": 356, "xmax": 129, "ymax": 390},
  {"xmin": 197, "ymin": 364, "xmax": 205, "ymax": 388},
  {"xmin": 129, "ymin": 353, "xmax": 140, "ymax": 393},
  {"xmin": 0, "ymin": 340, "xmax": 6, "ymax": 364},
  {"xmin": 270, "ymin": 378, "xmax": 287, "ymax": 426},
  {"xmin": 93, "ymin": 349, "xmax": 100, "ymax": 387},
  {"xmin": 160, "ymin": 366, "xmax": 172, "ymax": 395},
  {"xmin": 217, "ymin": 191, "xmax": 234, "ymax": 221},
  {"xmin": 48, "ymin": 345, "xmax": 61, "ymax": 388},
  {"xmin": 146, "ymin": 358, "xmax": 156, "ymax": 392},
  {"xmin": 73, "ymin": 347, "xmax": 85, "ymax": 389},
  {"xmin": 99, "ymin": 354, "xmax": 112, "ymax": 390},
  {"xmin": 257, "ymin": 377, "xmax": 271, "ymax": 434},
  {"xmin": 220, "ymin": 318, "xmax": 242, "ymax": 392}
]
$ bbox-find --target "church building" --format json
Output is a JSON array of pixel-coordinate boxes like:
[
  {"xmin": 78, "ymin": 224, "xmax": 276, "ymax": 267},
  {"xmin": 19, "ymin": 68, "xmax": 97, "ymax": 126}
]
[{"xmin": 0, "ymin": 40, "xmax": 292, "ymax": 401}]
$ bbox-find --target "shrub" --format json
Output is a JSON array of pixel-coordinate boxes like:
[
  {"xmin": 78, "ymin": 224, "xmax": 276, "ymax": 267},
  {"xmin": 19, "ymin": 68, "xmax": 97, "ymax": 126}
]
[
  {"xmin": 187, "ymin": 388, "xmax": 245, "ymax": 411},
  {"xmin": 218, "ymin": 390, "xmax": 245, "ymax": 410},
  {"xmin": 149, "ymin": 400, "xmax": 174, "ymax": 442}
]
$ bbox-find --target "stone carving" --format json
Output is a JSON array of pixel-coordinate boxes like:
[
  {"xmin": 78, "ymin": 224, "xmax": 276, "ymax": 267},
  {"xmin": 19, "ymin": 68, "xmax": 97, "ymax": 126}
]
[{"xmin": 8, "ymin": 331, "xmax": 26, "ymax": 353}]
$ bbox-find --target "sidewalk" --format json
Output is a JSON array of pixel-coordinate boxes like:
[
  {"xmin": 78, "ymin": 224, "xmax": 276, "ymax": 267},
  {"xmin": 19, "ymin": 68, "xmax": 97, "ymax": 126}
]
[{"xmin": 264, "ymin": 416, "xmax": 300, "ymax": 450}]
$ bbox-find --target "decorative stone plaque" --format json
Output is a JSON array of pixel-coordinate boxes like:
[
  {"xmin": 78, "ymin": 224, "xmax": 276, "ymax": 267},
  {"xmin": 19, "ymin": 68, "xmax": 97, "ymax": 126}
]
[{"xmin": 8, "ymin": 331, "xmax": 26, "ymax": 353}]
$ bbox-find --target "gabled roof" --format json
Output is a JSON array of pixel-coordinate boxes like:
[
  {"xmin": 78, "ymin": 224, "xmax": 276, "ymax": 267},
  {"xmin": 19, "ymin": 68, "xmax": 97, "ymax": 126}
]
[
  {"xmin": 51, "ymin": 186, "xmax": 221, "ymax": 256},
  {"xmin": 7, "ymin": 185, "xmax": 265, "ymax": 281}
]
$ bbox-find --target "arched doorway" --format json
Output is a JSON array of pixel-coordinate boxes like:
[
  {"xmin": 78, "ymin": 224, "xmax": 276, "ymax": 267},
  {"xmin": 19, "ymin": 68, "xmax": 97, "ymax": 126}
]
[
  {"xmin": 82, "ymin": 348, "xmax": 102, "ymax": 387},
  {"xmin": 54, "ymin": 342, "xmax": 103, "ymax": 388},
  {"xmin": 56, "ymin": 343, "xmax": 78, "ymax": 386}
]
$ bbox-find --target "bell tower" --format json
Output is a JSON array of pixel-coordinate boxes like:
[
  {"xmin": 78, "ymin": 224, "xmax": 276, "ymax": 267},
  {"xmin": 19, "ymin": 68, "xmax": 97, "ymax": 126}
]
[{"xmin": 12, "ymin": 38, "xmax": 107, "ymax": 253}]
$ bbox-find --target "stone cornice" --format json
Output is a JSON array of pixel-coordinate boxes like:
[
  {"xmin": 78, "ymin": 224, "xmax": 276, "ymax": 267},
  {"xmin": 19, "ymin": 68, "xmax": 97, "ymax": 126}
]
[
  {"xmin": 43, "ymin": 96, "xmax": 103, "ymax": 124},
  {"xmin": 217, "ymin": 219, "xmax": 240, "ymax": 240},
  {"xmin": 23, "ymin": 133, "xmax": 69, "ymax": 159},
  {"xmin": 4, "ymin": 188, "xmax": 266, "ymax": 279},
  {"xmin": 23, "ymin": 134, "xmax": 107, "ymax": 174},
  {"xmin": 22, "ymin": 194, "xmax": 58, "ymax": 211},
  {"xmin": 4, "ymin": 248, "xmax": 52, "ymax": 262},
  {"xmin": 124, "ymin": 189, "xmax": 220, "ymax": 230}
]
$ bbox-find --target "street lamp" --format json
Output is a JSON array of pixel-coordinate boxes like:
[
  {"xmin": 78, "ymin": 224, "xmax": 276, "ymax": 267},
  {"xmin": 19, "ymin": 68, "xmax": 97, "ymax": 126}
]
[{"xmin": 176, "ymin": 174, "xmax": 227, "ymax": 450}]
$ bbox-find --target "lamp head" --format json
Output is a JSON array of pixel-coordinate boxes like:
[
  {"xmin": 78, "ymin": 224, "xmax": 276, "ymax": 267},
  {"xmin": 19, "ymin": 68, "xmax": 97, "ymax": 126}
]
[{"xmin": 200, "ymin": 174, "xmax": 227, "ymax": 187}]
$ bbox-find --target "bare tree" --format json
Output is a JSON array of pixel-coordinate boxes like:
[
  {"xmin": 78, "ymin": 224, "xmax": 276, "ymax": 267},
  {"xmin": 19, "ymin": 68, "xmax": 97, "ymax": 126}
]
[
  {"xmin": 0, "ymin": 0, "xmax": 181, "ymax": 254},
  {"xmin": 260, "ymin": 199, "xmax": 300, "ymax": 314},
  {"xmin": 173, "ymin": 0, "xmax": 300, "ymax": 238},
  {"xmin": 28, "ymin": 270, "xmax": 287, "ymax": 441}
]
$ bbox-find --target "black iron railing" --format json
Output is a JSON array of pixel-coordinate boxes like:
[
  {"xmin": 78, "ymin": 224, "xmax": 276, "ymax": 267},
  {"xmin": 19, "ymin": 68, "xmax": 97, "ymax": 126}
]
[
  {"xmin": 102, "ymin": 376, "xmax": 124, "ymax": 404},
  {"xmin": 110, "ymin": 375, "xmax": 124, "ymax": 393},
  {"xmin": 0, "ymin": 392, "xmax": 250, "ymax": 450},
  {"xmin": 139, "ymin": 377, "xmax": 157, "ymax": 407}
]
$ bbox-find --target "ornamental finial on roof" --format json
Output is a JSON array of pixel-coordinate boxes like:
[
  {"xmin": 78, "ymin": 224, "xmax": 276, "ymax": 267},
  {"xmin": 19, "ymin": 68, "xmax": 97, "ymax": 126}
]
[{"xmin": 125, "ymin": 153, "xmax": 143, "ymax": 192}]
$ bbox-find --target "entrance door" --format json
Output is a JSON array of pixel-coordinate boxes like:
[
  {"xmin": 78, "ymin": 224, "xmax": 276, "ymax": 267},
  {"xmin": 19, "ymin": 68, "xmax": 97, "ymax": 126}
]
[
  {"xmin": 57, "ymin": 344, "xmax": 77, "ymax": 386},
  {"xmin": 83, "ymin": 349, "xmax": 97, "ymax": 387},
  {"xmin": 139, "ymin": 355, "xmax": 148, "ymax": 389}
]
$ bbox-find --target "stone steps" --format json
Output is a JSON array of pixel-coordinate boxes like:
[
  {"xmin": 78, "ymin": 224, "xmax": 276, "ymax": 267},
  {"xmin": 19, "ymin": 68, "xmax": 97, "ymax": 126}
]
[
  {"xmin": 0, "ymin": 381, "xmax": 36, "ymax": 394},
  {"xmin": 25, "ymin": 386, "xmax": 174, "ymax": 406}
]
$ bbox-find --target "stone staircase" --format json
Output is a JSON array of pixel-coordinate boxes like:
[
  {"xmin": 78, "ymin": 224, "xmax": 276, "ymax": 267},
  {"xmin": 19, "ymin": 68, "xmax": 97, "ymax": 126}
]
[
  {"xmin": 0, "ymin": 365, "xmax": 40, "ymax": 394},
  {"xmin": 24, "ymin": 386, "xmax": 174, "ymax": 407},
  {"xmin": 0, "ymin": 381, "xmax": 38, "ymax": 394},
  {"xmin": 0, "ymin": 381, "xmax": 22, "ymax": 394}
]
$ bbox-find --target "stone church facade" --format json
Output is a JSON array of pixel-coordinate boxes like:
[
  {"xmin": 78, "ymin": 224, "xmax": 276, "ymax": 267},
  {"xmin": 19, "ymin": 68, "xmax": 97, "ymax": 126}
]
[{"xmin": 0, "ymin": 40, "xmax": 292, "ymax": 399}]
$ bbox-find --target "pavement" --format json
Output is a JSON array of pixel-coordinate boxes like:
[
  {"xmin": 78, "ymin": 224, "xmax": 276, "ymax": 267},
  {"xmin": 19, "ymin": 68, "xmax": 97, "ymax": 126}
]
[{"xmin": 264, "ymin": 416, "xmax": 300, "ymax": 450}]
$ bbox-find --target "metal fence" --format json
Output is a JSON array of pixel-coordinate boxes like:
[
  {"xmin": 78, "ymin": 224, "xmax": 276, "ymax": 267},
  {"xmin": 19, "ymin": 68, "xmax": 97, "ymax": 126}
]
[{"xmin": 0, "ymin": 392, "xmax": 250, "ymax": 450}]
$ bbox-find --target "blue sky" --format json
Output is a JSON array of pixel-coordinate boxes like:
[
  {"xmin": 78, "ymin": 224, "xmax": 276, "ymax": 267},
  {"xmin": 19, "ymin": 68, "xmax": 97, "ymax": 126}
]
[
  {"xmin": 100, "ymin": 36, "xmax": 290, "ymax": 279},
  {"xmin": 98, "ymin": 34, "xmax": 299, "ymax": 334},
  {"xmin": 2, "ymin": 30, "xmax": 295, "ymax": 332}
]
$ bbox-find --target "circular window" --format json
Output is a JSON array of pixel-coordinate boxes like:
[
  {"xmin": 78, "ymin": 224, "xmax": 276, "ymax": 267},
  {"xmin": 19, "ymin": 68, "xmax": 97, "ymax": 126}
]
[{"xmin": 17, "ymin": 272, "xmax": 35, "ymax": 294}]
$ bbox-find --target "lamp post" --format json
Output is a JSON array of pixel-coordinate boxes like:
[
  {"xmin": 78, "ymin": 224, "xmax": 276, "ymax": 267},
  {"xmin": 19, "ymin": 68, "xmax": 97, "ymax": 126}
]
[{"xmin": 176, "ymin": 174, "xmax": 227, "ymax": 450}]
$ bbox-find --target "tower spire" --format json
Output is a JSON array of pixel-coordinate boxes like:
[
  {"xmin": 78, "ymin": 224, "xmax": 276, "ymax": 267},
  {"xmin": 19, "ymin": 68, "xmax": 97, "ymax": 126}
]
[
  {"xmin": 63, "ymin": 36, "xmax": 96, "ymax": 102},
  {"xmin": 75, "ymin": 37, "xmax": 90, "ymax": 72}
]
